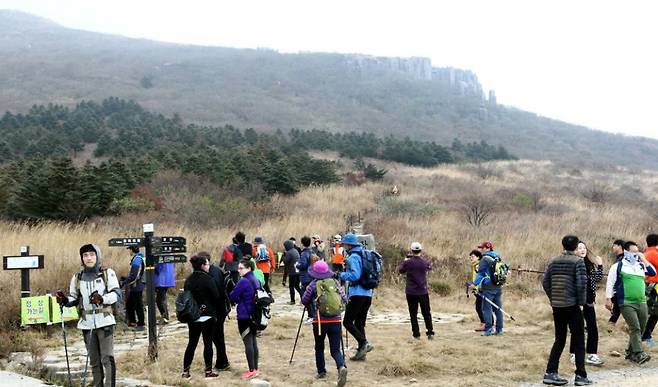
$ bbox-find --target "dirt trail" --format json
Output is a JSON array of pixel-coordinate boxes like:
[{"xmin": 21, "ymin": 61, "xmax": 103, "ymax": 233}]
[{"xmin": 519, "ymin": 367, "xmax": 658, "ymax": 386}]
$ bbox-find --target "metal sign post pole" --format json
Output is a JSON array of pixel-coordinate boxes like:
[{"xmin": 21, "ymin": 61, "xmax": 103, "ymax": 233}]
[{"xmin": 20, "ymin": 246, "xmax": 30, "ymax": 299}]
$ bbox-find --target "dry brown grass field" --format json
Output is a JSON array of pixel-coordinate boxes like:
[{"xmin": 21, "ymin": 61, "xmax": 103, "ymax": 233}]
[{"xmin": 1, "ymin": 158, "xmax": 658, "ymax": 385}]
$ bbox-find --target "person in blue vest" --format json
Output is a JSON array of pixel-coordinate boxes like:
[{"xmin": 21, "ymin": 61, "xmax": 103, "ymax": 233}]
[
  {"xmin": 123, "ymin": 246, "xmax": 145, "ymax": 330},
  {"xmin": 339, "ymin": 233, "xmax": 374, "ymax": 361},
  {"xmin": 469, "ymin": 241, "xmax": 503, "ymax": 336},
  {"xmin": 154, "ymin": 256, "xmax": 175, "ymax": 324}
]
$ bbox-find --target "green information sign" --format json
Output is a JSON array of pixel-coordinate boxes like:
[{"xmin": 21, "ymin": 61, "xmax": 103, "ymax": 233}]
[{"xmin": 20, "ymin": 295, "xmax": 78, "ymax": 325}]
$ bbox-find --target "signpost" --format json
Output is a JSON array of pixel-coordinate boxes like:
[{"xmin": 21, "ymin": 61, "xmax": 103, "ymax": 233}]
[
  {"xmin": 3, "ymin": 246, "xmax": 45, "ymax": 299},
  {"xmin": 108, "ymin": 224, "xmax": 187, "ymax": 361}
]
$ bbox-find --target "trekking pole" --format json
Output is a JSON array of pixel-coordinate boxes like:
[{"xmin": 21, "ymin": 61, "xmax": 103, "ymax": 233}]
[
  {"xmin": 289, "ymin": 307, "xmax": 306, "ymax": 364},
  {"xmin": 81, "ymin": 301, "xmax": 97, "ymax": 387},
  {"xmin": 473, "ymin": 289, "xmax": 516, "ymax": 321},
  {"xmin": 58, "ymin": 297, "xmax": 73, "ymax": 387}
]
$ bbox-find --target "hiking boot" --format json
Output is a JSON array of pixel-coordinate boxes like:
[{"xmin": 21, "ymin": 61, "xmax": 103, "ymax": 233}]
[
  {"xmin": 574, "ymin": 375, "xmax": 592, "ymax": 386},
  {"xmin": 134, "ymin": 325, "xmax": 146, "ymax": 332},
  {"xmin": 127, "ymin": 322, "xmax": 138, "ymax": 328},
  {"xmin": 585, "ymin": 354, "xmax": 603, "ymax": 366},
  {"xmin": 213, "ymin": 362, "xmax": 231, "ymax": 373},
  {"xmin": 205, "ymin": 370, "xmax": 219, "ymax": 378},
  {"xmin": 241, "ymin": 369, "xmax": 259, "ymax": 380},
  {"xmin": 569, "ymin": 353, "xmax": 575, "ymax": 364},
  {"xmin": 365, "ymin": 342, "xmax": 375, "ymax": 352},
  {"xmin": 288, "ymin": 301, "xmax": 296, "ymax": 305},
  {"xmin": 350, "ymin": 346, "xmax": 368, "ymax": 361},
  {"xmin": 304, "ymin": 317, "xmax": 313, "ymax": 325},
  {"xmin": 642, "ymin": 338, "xmax": 655, "ymax": 346},
  {"xmin": 474, "ymin": 322, "xmax": 486, "ymax": 332},
  {"xmin": 427, "ymin": 333, "xmax": 435, "ymax": 340},
  {"xmin": 316, "ymin": 371, "xmax": 327, "ymax": 379},
  {"xmin": 337, "ymin": 366, "xmax": 348, "ymax": 387},
  {"xmin": 494, "ymin": 329, "xmax": 504, "ymax": 336},
  {"xmin": 481, "ymin": 329, "xmax": 495, "ymax": 337},
  {"xmin": 543, "ymin": 372, "xmax": 568, "ymax": 386},
  {"xmin": 181, "ymin": 370, "xmax": 191, "ymax": 379},
  {"xmin": 630, "ymin": 352, "xmax": 651, "ymax": 365},
  {"xmin": 413, "ymin": 335, "xmax": 421, "ymax": 340}
]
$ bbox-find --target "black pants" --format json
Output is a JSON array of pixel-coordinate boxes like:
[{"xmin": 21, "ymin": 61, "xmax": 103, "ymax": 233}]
[
  {"xmin": 475, "ymin": 294, "xmax": 485, "ymax": 323},
  {"xmin": 212, "ymin": 314, "xmax": 229, "ymax": 368},
  {"xmin": 609, "ymin": 301, "xmax": 621, "ymax": 323},
  {"xmin": 569, "ymin": 304, "xmax": 598, "ymax": 354},
  {"xmin": 343, "ymin": 296, "xmax": 372, "ymax": 349},
  {"xmin": 263, "ymin": 273, "xmax": 272, "ymax": 295},
  {"xmin": 288, "ymin": 274, "xmax": 302, "ymax": 302},
  {"xmin": 238, "ymin": 319, "xmax": 259, "ymax": 371},
  {"xmin": 126, "ymin": 290, "xmax": 144, "ymax": 326},
  {"xmin": 642, "ymin": 314, "xmax": 658, "ymax": 340},
  {"xmin": 547, "ymin": 305, "xmax": 586, "ymax": 378},
  {"xmin": 183, "ymin": 319, "xmax": 215, "ymax": 371},
  {"xmin": 406, "ymin": 293, "xmax": 434, "ymax": 337},
  {"xmin": 155, "ymin": 287, "xmax": 169, "ymax": 320}
]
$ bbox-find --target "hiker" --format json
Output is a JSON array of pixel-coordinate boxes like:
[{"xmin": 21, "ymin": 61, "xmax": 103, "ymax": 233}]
[
  {"xmin": 606, "ymin": 239, "xmax": 656, "ymax": 364},
  {"xmin": 468, "ymin": 249, "xmax": 487, "ymax": 331},
  {"xmin": 55, "ymin": 244, "xmax": 120, "ymax": 387},
  {"xmin": 470, "ymin": 241, "xmax": 503, "ymax": 336},
  {"xmin": 331, "ymin": 235, "xmax": 346, "ymax": 273},
  {"xmin": 642, "ymin": 233, "xmax": 658, "ymax": 344},
  {"xmin": 199, "ymin": 251, "xmax": 231, "ymax": 373},
  {"xmin": 289, "ymin": 236, "xmax": 303, "ymax": 255},
  {"xmin": 339, "ymin": 233, "xmax": 375, "ymax": 360},
  {"xmin": 123, "ymin": 246, "xmax": 145, "ymax": 330},
  {"xmin": 606, "ymin": 241, "xmax": 627, "ymax": 330},
  {"xmin": 399, "ymin": 242, "xmax": 435, "ymax": 340},
  {"xmin": 181, "ymin": 254, "xmax": 220, "ymax": 379},
  {"xmin": 312, "ymin": 234, "xmax": 326, "ymax": 260},
  {"xmin": 297, "ymin": 235, "xmax": 316, "ymax": 324},
  {"xmin": 569, "ymin": 241, "xmax": 604, "ymax": 366},
  {"xmin": 301, "ymin": 261, "xmax": 348, "ymax": 387},
  {"xmin": 220, "ymin": 237, "xmax": 242, "ymax": 285},
  {"xmin": 235, "ymin": 231, "xmax": 253, "ymax": 259},
  {"xmin": 283, "ymin": 239, "xmax": 302, "ymax": 305},
  {"xmin": 230, "ymin": 258, "xmax": 261, "ymax": 381},
  {"xmin": 154, "ymin": 253, "xmax": 175, "ymax": 325},
  {"xmin": 253, "ymin": 236, "xmax": 276, "ymax": 296},
  {"xmin": 542, "ymin": 235, "xmax": 591, "ymax": 386}
]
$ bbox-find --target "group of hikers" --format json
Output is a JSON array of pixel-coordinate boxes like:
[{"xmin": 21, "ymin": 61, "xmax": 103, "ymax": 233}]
[{"xmin": 49, "ymin": 230, "xmax": 658, "ymax": 387}]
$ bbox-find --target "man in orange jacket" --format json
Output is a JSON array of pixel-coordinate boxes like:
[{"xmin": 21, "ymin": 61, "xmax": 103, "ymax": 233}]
[
  {"xmin": 253, "ymin": 236, "xmax": 276, "ymax": 296},
  {"xmin": 642, "ymin": 233, "xmax": 658, "ymax": 344},
  {"xmin": 331, "ymin": 235, "xmax": 346, "ymax": 272}
]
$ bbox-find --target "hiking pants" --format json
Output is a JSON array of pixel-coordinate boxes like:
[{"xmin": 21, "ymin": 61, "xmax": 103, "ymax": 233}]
[
  {"xmin": 183, "ymin": 319, "xmax": 214, "ymax": 371},
  {"xmin": 82, "ymin": 325, "xmax": 115, "ymax": 387},
  {"xmin": 475, "ymin": 294, "xmax": 485, "ymax": 324},
  {"xmin": 481, "ymin": 288, "xmax": 503, "ymax": 333},
  {"xmin": 288, "ymin": 274, "xmax": 302, "ymax": 303},
  {"xmin": 263, "ymin": 273, "xmax": 272, "ymax": 295},
  {"xmin": 406, "ymin": 293, "xmax": 434, "ymax": 337},
  {"xmin": 155, "ymin": 287, "xmax": 169, "ymax": 320},
  {"xmin": 313, "ymin": 322, "xmax": 345, "ymax": 374},
  {"xmin": 642, "ymin": 314, "xmax": 658, "ymax": 341},
  {"xmin": 546, "ymin": 305, "xmax": 586, "ymax": 378},
  {"xmin": 620, "ymin": 303, "xmax": 648, "ymax": 355},
  {"xmin": 212, "ymin": 314, "xmax": 229, "ymax": 368},
  {"xmin": 126, "ymin": 290, "xmax": 144, "ymax": 326},
  {"xmin": 343, "ymin": 296, "xmax": 371, "ymax": 349},
  {"xmin": 570, "ymin": 304, "xmax": 598, "ymax": 354},
  {"xmin": 238, "ymin": 319, "xmax": 259, "ymax": 371}
]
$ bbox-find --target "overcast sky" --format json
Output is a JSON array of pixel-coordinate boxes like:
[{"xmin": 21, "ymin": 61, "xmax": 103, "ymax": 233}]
[{"xmin": 3, "ymin": 0, "xmax": 657, "ymax": 139}]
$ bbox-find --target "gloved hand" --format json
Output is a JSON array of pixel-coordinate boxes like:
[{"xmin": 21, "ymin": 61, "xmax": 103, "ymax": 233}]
[
  {"xmin": 89, "ymin": 291, "xmax": 104, "ymax": 305},
  {"xmin": 55, "ymin": 290, "xmax": 67, "ymax": 305}
]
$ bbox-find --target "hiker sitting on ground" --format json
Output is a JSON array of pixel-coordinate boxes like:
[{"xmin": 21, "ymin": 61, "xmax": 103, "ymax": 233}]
[
  {"xmin": 606, "ymin": 239, "xmax": 656, "ymax": 365},
  {"xmin": 301, "ymin": 261, "xmax": 348, "ymax": 387},
  {"xmin": 468, "ymin": 249, "xmax": 487, "ymax": 332},
  {"xmin": 230, "ymin": 258, "xmax": 262, "ymax": 381},
  {"xmin": 56, "ymin": 244, "xmax": 120, "ymax": 387},
  {"xmin": 399, "ymin": 242, "xmax": 435, "ymax": 340}
]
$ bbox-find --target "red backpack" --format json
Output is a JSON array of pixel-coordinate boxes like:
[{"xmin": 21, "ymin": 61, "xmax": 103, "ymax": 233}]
[{"xmin": 223, "ymin": 245, "xmax": 235, "ymax": 263}]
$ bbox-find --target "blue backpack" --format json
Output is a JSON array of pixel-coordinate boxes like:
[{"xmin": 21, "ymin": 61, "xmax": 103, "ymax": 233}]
[{"xmin": 357, "ymin": 250, "xmax": 383, "ymax": 289}]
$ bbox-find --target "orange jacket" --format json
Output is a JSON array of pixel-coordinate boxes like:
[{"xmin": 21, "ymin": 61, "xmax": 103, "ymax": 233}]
[
  {"xmin": 331, "ymin": 244, "xmax": 345, "ymax": 265},
  {"xmin": 252, "ymin": 244, "xmax": 276, "ymax": 274},
  {"xmin": 645, "ymin": 246, "xmax": 658, "ymax": 283}
]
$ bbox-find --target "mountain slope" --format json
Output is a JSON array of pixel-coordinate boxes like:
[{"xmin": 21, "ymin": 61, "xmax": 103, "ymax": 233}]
[{"xmin": 1, "ymin": 10, "xmax": 657, "ymax": 169}]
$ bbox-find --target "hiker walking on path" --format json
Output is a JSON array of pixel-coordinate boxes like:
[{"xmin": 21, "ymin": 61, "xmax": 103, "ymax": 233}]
[
  {"xmin": 154, "ymin": 254, "xmax": 175, "ymax": 325},
  {"xmin": 283, "ymin": 239, "xmax": 302, "ymax": 305},
  {"xmin": 220, "ymin": 237, "xmax": 242, "ymax": 285},
  {"xmin": 399, "ymin": 242, "xmax": 434, "ymax": 340},
  {"xmin": 605, "ymin": 239, "xmax": 656, "ymax": 364},
  {"xmin": 181, "ymin": 254, "xmax": 220, "ymax": 379},
  {"xmin": 542, "ymin": 235, "xmax": 591, "ymax": 386},
  {"xmin": 201, "ymin": 251, "xmax": 231, "ymax": 373},
  {"xmin": 297, "ymin": 235, "xmax": 316, "ymax": 324},
  {"xmin": 641, "ymin": 233, "xmax": 658, "ymax": 344},
  {"xmin": 339, "ymin": 233, "xmax": 374, "ymax": 361},
  {"xmin": 123, "ymin": 246, "xmax": 145, "ymax": 330},
  {"xmin": 55, "ymin": 244, "xmax": 120, "ymax": 387},
  {"xmin": 230, "ymin": 258, "xmax": 261, "ymax": 381},
  {"xmin": 252, "ymin": 236, "xmax": 276, "ymax": 296},
  {"xmin": 568, "ymin": 241, "xmax": 604, "ymax": 366},
  {"xmin": 301, "ymin": 261, "xmax": 348, "ymax": 387},
  {"xmin": 468, "ymin": 249, "xmax": 487, "ymax": 332},
  {"xmin": 331, "ymin": 235, "xmax": 346, "ymax": 273},
  {"xmin": 469, "ymin": 241, "xmax": 504, "ymax": 336}
]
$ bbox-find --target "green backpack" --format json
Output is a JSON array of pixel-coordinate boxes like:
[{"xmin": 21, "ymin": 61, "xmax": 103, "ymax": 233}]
[{"xmin": 315, "ymin": 278, "xmax": 345, "ymax": 316}]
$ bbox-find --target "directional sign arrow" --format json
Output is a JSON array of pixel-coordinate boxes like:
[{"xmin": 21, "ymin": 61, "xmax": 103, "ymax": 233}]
[
  {"xmin": 151, "ymin": 236, "xmax": 186, "ymax": 247},
  {"xmin": 108, "ymin": 238, "xmax": 144, "ymax": 247},
  {"xmin": 154, "ymin": 254, "xmax": 187, "ymax": 264},
  {"xmin": 152, "ymin": 245, "xmax": 187, "ymax": 254}
]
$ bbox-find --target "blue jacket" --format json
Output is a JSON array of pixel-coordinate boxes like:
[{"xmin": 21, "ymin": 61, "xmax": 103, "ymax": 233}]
[
  {"xmin": 473, "ymin": 251, "xmax": 501, "ymax": 290},
  {"xmin": 154, "ymin": 262, "xmax": 175, "ymax": 287},
  {"xmin": 297, "ymin": 247, "xmax": 313, "ymax": 285},
  {"xmin": 229, "ymin": 271, "xmax": 260, "ymax": 320},
  {"xmin": 339, "ymin": 245, "xmax": 373, "ymax": 298},
  {"xmin": 126, "ymin": 252, "xmax": 145, "ymax": 292}
]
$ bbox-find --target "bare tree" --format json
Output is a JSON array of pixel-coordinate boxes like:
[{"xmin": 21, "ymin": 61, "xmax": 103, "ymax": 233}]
[{"xmin": 462, "ymin": 194, "xmax": 494, "ymax": 227}]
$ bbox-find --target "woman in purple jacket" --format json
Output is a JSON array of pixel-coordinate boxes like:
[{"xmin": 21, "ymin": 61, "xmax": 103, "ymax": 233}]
[
  {"xmin": 399, "ymin": 242, "xmax": 434, "ymax": 340},
  {"xmin": 229, "ymin": 258, "xmax": 261, "ymax": 381}
]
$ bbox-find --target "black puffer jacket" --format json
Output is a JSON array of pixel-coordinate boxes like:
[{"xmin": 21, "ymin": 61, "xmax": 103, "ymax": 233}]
[
  {"xmin": 184, "ymin": 270, "xmax": 220, "ymax": 319},
  {"xmin": 543, "ymin": 251, "xmax": 587, "ymax": 308}
]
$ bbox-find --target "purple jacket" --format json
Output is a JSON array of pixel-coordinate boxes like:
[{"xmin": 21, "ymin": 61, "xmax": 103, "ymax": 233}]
[
  {"xmin": 399, "ymin": 255, "xmax": 432, "ymax": 295},
  {"xmin": 154, "ymin": 262, "xmax": 175, "ymax": 288},
  {"xmin": 229, "ymin": 271, "xmax": 259, "ymax": 320}
]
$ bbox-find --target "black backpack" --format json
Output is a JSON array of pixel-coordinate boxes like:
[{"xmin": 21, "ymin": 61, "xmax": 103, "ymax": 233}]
[
  {"xmin": 175, "ymin": 290, "xmax": 201, "ymax": 323},
  {"xmin": 356, "ymin": 249, "xmax": 383, "ymax": 289},
  {"xmin": 248, "ymin": 280, "xmax": 272, "ymax": 330}
]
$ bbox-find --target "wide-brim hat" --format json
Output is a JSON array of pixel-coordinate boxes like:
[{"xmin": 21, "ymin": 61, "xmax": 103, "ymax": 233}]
[{"xmin": 309, "ymin": 261, "xmax": 334, "ymax": 280}]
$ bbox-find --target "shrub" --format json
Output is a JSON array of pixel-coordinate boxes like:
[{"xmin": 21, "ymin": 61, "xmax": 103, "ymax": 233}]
[
  {"xmin": 429, "ymin": 280, "xmax": 452, "ymax": 296},
  {"xmin": 108, "ymin": 196, "xmax": 155, "ymax": 214},
  {"xmin": 377, "ymin": 197, "xmax": 441, "ymax": 217}
]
